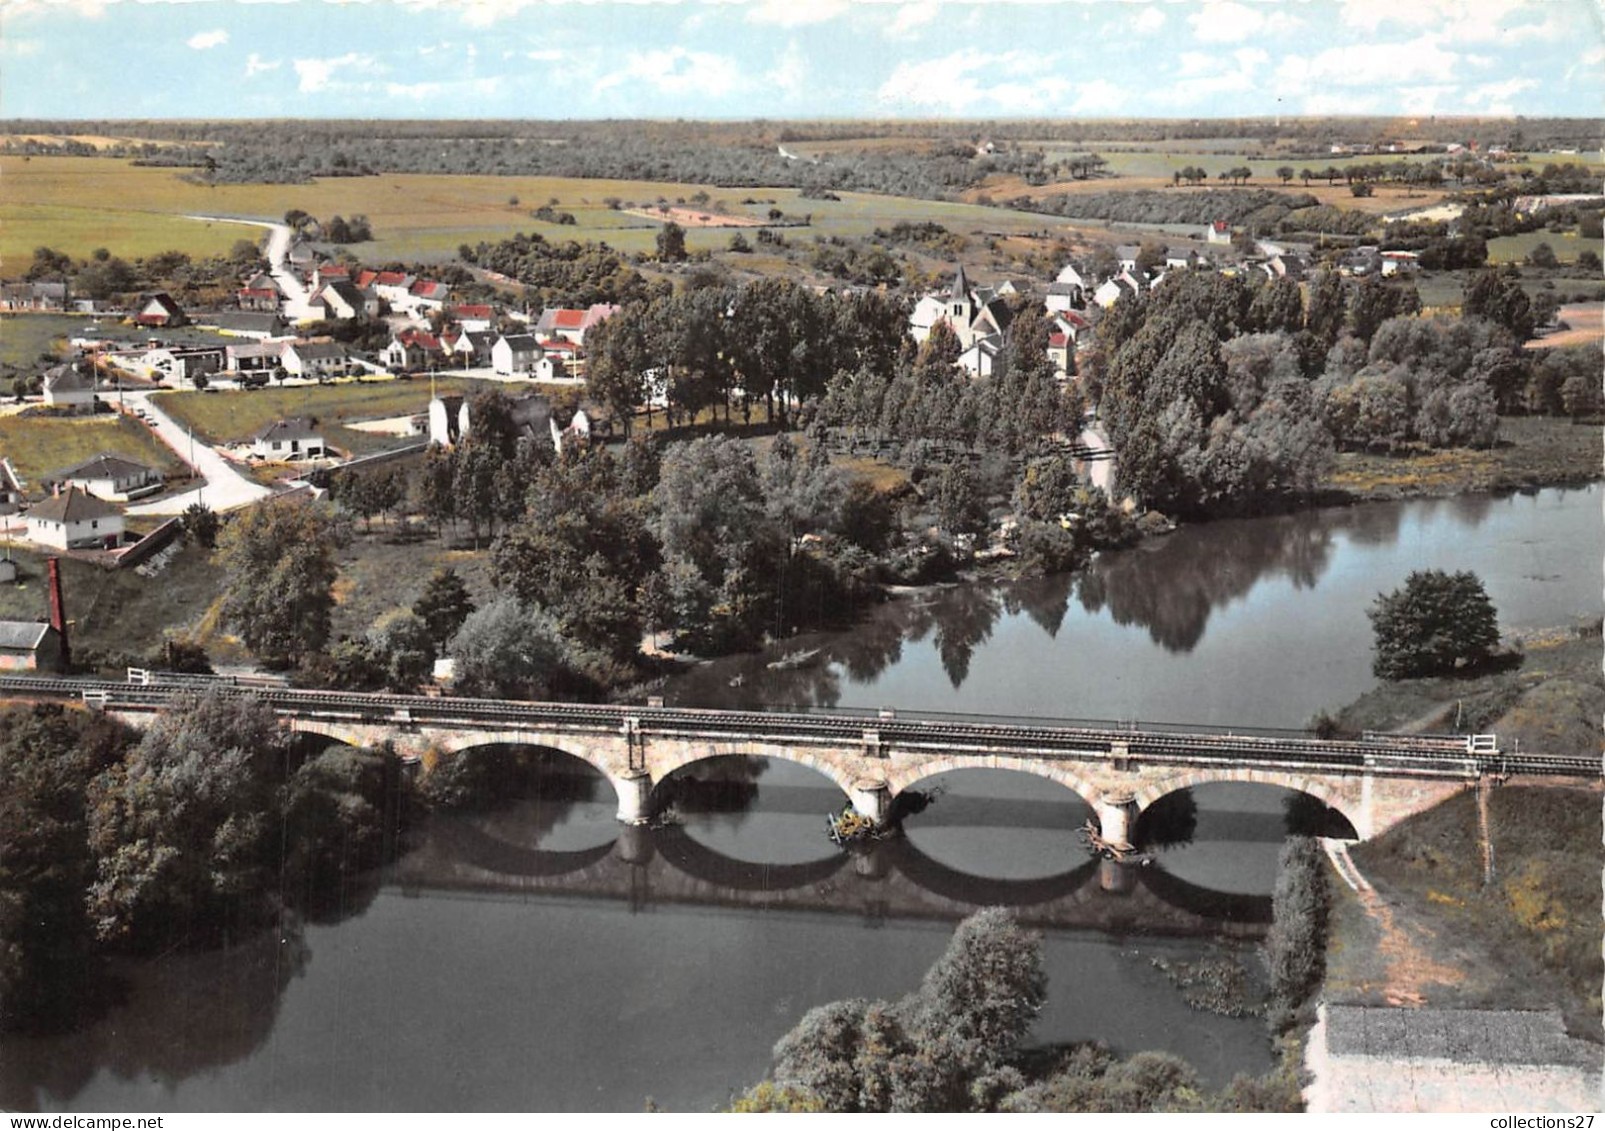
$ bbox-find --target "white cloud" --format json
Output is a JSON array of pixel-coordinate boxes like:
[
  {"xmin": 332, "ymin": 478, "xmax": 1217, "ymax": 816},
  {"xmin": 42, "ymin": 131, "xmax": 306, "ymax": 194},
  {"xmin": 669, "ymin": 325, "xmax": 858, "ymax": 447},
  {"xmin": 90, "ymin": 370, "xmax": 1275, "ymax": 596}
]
[
  {"xmin": 597, "ymin": 47, "xmax": 745, "ymax": 98},
  {"xmin": 185, "ymin": 28, "xmax": 228, "ymax": 50},
  {"xmin": 1133, "ymin": 5, "xmax": 1167, "ymax": 34},
  {"xmin": 1340, "ymin": 0, "xmax": 1567, "ymax": 44},
  {"xmin": 885, "ymin": 1, "xmax": 940, "ymax": 38},
  {"xmin": 1276, "ymin": 36, "xmax": 1464, "ymax": 89},
  {"xmin": 292, "ymin": 52, "xmax": 378, "ymax": 94},
  {"xmin": 1071, "ymin": 78, "xmax": 1126, "ymax": 114},
  {"xmin": 879, "ymin": 48, "xmax": 1089, "ymax": 113},
  {"xmin": 526, "ymin": 49, "xmax": 565, "ymax": 63},
  {"xmin": 746, "ymin": 0, "xmax": 849, "ymax": 28},
  {"xmin": 768, "ymin": 40, "xmax": 807, "ymax": 97},
  {"xmin": 1188, "ymin": 0, "xmax": 1302, "ymax": 44},
  {"xmin": 244, "ymin": 53, "xmax": 281, "ymax": 77}
]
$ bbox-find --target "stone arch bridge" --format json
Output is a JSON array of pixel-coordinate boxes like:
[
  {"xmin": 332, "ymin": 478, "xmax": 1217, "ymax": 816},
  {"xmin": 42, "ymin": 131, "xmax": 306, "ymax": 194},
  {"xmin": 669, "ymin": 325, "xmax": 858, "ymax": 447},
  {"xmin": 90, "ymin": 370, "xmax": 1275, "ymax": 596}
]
[{"xmin": 14, "ymin": 674, "xmax": 1593, "ymax": 844}]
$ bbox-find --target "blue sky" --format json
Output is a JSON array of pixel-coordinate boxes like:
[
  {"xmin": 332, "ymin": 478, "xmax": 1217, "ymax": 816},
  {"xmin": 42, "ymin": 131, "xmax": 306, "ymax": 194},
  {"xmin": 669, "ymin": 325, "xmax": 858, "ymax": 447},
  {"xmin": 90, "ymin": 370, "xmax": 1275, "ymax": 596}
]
[{"xmin": 2, "ymin": 0, "xmax": 1602, "ymax": 120}]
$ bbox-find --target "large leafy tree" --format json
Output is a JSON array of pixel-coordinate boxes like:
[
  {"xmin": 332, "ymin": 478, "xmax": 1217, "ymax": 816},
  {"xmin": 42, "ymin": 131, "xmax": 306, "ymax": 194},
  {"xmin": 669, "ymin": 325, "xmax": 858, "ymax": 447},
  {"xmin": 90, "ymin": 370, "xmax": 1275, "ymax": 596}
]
[
  {"xmin": 86, "ymin": 690, "xmax": 287, "ymax": 946},
  {"xmin": 412, "ymin": 567, "xmax": 476, "ymax": 649},
  {"xmin": 1368, "ymin": 569, "xmax": 1500, "ymax": 679},
  {"xmin": 214, "ymin": 501, "xmax": 348, "ymax": 665},
  {"xmin": 447, "ymin": 595, "xmax": 572, "ymax": 700},
  {"xmin": 0, "ymin": 706, "xmax": 131, "ymax": 1028}
]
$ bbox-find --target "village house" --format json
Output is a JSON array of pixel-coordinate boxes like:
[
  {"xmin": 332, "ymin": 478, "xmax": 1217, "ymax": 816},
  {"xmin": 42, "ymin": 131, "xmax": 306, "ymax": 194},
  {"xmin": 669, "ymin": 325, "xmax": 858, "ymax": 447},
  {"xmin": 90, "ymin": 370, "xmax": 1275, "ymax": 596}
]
[
  {"xmin": 0, "ymin": 621, "xmax": 63, "ymax": 673},
  {"xmin": 26, "ymin": 486, "xmax": 124, "ymax": 551},
  {"xmin": 535, "ymin": 337, "xmax": 580, "ymax": 375},
  {"xmin": 492, "ymin": 332, "xmax": 540, "ymax": 376},
  {"xmin": 1093, "ymin": 269, "xmax": 1147, "ymax": 309},
  {"xmin": 253, "ymin": 416, "xmax": 326, "ymax": 460},
  {"xmin": 45, "ymin": 453, "xmax": 164, "ymax": 502},
  {"xmin": 429, "ymin": 392, "xmax": 554, "ymax": 449},
  {"xmin": 201, "ymin": 311, "xmax": 288, "ymax": 340},
  {"xmin": 450, "ymin": 304, "xmax": 497, "ymax": 333},
  {"xmin": 236, "ymin": 285, "xmax": 281, "ymax": 313},
  {"xmin": 448, "ymin": 329, "xmax": 498, "ymax": 365},
  {"xmin": 956, "ymin": 336, "xmax": 1002, "ymax": 378},
  {"xmin": 356, "ymin": 270, "xmax": 417, "ymax": 310},
  {"xmin": 406, "ymin": 279, "xmax": 452, "ymax": 314},
  {"xmin": 383, "ymin": 329, "xmax": 446, "ymax": 372},
  {"xmin": 311, "ymin": 264, "xmax": 351, "ymax": 289},
  {"xmin": 307, "ymin": 280, "xmax": 379, "ymax": 321},
  {"xmin": 42, "ymin": 363, "xmax": 99, "ymax": 407},
  {"xmin": 226, "ymin": 340, "xmax": 285, "ymax": 375},
  {"xmin": 1205, "ymin": 220, "xmax": 1233, "ymax": 245},
  {"xmin": 1045, "ymin": 281, "xmax": 1083, "ymax": 314},
  {"xmin": 0, "ymin": 281, "xmax": 68, "ymax": 312},
  {"xmin": 281, "ymin": 341, "xmax": 350, "ymax": 381},
  {"xmin": 535, "ymin": 304, "xmax": 619, "ymax": 346},
  {"xmin": 133, "ymin": 292, "xmax": 186, "ymax": 328}
]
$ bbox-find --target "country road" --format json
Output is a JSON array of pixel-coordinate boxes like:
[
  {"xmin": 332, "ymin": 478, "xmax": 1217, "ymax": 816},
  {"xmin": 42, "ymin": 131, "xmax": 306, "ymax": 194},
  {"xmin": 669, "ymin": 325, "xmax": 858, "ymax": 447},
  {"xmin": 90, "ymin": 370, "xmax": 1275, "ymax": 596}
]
[
  {"xmin": 185, "ymin": 213, "xmax": 316, "ymax": 320},
  {"xmin": 122, "ymin": 389, "xmax": 274, "ymax": 515}
]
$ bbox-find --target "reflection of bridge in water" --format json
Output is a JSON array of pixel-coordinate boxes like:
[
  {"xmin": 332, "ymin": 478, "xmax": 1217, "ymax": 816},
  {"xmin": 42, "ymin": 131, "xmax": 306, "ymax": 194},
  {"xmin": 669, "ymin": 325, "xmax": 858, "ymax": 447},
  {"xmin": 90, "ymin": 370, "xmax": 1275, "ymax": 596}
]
[{"xmin": 391, "ymin": 817, "xmax": 1271, "ymax": 939}]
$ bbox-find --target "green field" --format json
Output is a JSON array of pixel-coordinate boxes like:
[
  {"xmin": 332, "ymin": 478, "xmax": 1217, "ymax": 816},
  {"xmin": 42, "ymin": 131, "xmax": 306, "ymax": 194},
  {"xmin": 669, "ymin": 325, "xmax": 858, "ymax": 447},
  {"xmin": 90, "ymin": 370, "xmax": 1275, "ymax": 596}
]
[
  {"xmin": 1, "ymin": 156, "xmax": 1070, "ymax": 272},
  {"xmin": 0, "ymin": 412, "xmax": 189, "ymax": 486},
  {"xmin": 152, "ymin": 376, "xmax": 502, "ymax": 446},
  {"xmin": 0, "ymin": 313, "xmax": 85, "ymax": 370},
  {"xmin": 1485, "ymin": 228, "xmax": 1587, "ymax": 264}
]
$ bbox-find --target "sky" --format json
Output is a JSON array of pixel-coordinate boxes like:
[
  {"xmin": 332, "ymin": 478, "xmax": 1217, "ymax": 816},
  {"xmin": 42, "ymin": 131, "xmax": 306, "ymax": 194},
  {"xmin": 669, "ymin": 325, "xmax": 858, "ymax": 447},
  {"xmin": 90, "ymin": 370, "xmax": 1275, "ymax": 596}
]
[{"xmin": 1, "ymin": 0, "xmax": 1602, "ymax": 121}]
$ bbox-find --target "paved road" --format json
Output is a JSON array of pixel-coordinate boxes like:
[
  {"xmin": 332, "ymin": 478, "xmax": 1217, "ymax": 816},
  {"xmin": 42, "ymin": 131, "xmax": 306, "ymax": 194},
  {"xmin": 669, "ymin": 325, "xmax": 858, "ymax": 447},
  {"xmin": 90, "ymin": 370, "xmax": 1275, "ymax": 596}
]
[
  {"xmin": 1077, "ymin": 419, "xmax": 1115, "ymax": 495},
  {"xmin": 122, "ymin": 390, "xmax": 274, "ymax": 515}
]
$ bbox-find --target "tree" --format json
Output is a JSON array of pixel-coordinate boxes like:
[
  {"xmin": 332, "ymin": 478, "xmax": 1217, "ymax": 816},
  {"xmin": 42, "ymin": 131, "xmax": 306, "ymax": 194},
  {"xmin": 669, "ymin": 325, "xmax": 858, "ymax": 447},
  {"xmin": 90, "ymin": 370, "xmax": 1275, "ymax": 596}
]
[
  {"xmin": 86, "ymin": 690, "xmax": 287, "ymax": 945},
  {"xmin": 183, "ymin": 500, "xmax": 220, "ymax": 548},
  {"xmin": 447, "ymin": 595, "xmax": 571, "ymax": 699},
  {"xmin": 1463, "ymin": 268, "xmax": 1534, "ymax": 342},
  {"xmin": 1368, "ymin": 569, "xmax": 1500, "ymax": 679},
  {"xmin": 281, "ymin": 744, "xmax": 397, "ymax": 902},
  {"xmin": 1524, "ymin": 241, "xmax": 1558, "ymax": 269},
  {"xmin": 1276, "ymin": 166, "xmax": 1295, "ymax": 185},
  {"xmin": 214, "ymin": 501, "xmax": 347, "ymax": 665},
  {"xmin": 368, "ymin": 609, "xmax": 437, "ymax": 689},
  {"xmin": 656, "ymin": 220, "xmax": 688, "ymax": 262},
  {"xmin": 413, "ymin": 567, "xmax": 476, "ymax": 648}
]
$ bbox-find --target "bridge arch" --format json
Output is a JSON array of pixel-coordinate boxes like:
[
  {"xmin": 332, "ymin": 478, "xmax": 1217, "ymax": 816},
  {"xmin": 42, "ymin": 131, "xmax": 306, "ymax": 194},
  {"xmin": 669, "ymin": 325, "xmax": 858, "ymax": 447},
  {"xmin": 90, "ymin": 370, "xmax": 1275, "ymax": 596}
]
[
  {"xmin": 889, "ymin": 755, "xmax": 1106, "ymax": 811},
  {"xmin": 648, "ymin": 741, "xmax": 865, "ymax": 804},
  {"xmin": 1134, "ymin": 768, "xmax": 1356, "ymax": 836},
  {"xmin": 427, "ymin": 732, "xmax": 637, "ymax": 822}
]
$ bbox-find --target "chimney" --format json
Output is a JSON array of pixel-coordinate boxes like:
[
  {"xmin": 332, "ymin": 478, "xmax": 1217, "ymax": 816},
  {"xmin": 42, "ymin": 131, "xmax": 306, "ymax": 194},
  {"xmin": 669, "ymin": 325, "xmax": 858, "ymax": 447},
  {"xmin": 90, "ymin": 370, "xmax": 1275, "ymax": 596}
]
[{"xmin": 46, "ymin": 556, "xmax": 68, "ymax": 671}]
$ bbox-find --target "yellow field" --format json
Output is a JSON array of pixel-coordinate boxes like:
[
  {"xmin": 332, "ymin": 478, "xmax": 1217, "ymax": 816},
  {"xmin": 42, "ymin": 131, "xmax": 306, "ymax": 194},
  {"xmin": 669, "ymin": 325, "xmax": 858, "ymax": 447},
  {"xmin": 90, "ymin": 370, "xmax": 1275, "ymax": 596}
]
[{"xmin": 0, "ymin": 155, "xmax": 1066, "ymax": 274}]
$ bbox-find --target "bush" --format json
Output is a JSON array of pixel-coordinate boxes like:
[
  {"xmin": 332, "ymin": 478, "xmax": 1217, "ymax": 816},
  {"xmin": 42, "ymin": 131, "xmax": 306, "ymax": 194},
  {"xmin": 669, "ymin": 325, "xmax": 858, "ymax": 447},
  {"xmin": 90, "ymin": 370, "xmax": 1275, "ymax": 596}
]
[{"xmin": 1263, "ymin": 836, "xmax": 1331, "ymax": 1031}]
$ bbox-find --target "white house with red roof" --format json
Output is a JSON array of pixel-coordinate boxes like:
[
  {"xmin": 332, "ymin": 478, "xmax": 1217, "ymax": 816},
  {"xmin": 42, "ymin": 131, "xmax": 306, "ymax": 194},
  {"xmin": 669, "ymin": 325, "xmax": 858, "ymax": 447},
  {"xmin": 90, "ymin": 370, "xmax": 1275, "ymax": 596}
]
[
  {"xmin": 133, "ymin": 292, "xmax": 185, "ymax": 328},
  {"xmin": 383, "ymin": 329, "xmax": 446, "ymax": 372},
  {"xmin": 451, "ymin": 304, "xmax": 496, "ymax": 333},
  {"xmin": 407, "ymin": 279, "xmax": 451, "ymax": 313}
]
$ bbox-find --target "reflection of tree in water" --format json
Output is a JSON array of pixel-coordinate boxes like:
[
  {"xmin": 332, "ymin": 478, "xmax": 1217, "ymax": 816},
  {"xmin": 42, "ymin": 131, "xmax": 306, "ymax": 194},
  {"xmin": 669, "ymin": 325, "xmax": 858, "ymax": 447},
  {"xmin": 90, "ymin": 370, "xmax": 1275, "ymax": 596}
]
[
  {"xmin": 432, "ymin": 745, "xmax": 608, "ymax": 846},
  {"xmin": 0, "ymin": 921, "xmax": 310, "ymax": 1112},
  {"xmin": 1079, "ymin": 510, "xmax": 1340, "ymax": 654},
  {"xmin": 904, "ymin": 585, "xmax": 1004, "ymax": 689},
  {"xmin": 1002, "ymin": 572, "xmax": 1075, "ymax": 639},
  {"xmin": 1135, "ymin": 788, "xmax": 1198, "ymax": 850},
  {"xmin": 657, "ymin": 755, "xmax": 769, "ymax": 817}
]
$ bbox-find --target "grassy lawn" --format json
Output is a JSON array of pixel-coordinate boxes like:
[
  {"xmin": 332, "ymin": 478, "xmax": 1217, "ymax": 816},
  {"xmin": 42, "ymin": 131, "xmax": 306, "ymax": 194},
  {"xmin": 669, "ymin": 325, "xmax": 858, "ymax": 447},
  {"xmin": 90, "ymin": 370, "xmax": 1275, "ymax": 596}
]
[
  {"xmin": 153, "ymin": 377, "xmax": 499, "ymax": 446},
  {"xmin": 0, "ymin": 412, "xmax": 190, "ymax": 486},
  {"xmin": 2, "ymin": 156, "xmax": 1067, "ymax": 270},
  {"xmin": 1485, "ymin": 227, "xmax": 1585, "ymax": 264},
  {"xmin": 0, "ymin": 313, "xmax": 86, "ymax": 370},
  {"xmin": 1324, "ymin": 415, "xmax": 1602, "ymax": 500},
  {"xmin": 330, "ymin": 526, "xmax": 498, "ymax": 645},
  {"xmin": 0, "ymin": 540, "xmax": 225, "ymax": 671},
  {"xmin": 1348, "ymin": 785, "xmax": 1603, "ymax": 1040}
]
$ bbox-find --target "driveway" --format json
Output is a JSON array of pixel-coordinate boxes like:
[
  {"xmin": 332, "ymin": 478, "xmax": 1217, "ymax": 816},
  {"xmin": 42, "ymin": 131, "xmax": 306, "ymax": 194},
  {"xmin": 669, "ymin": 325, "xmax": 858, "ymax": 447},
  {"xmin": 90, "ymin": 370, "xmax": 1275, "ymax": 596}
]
[{"xmin": 122, "ymin": 390, "xmax": 274, "ymax": 515}]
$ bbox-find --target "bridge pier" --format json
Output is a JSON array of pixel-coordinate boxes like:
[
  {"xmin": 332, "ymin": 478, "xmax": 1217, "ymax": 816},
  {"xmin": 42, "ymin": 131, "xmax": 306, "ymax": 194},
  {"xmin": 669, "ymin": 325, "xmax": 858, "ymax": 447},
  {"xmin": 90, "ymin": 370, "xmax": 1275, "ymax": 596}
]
[
  {"xmin": 613, "ymin": 770, "xmax": 654, "ymax": 825},
  {"xmin": 1096, "ymin": 796, "xmax": 1138, "ymax": 847},
  {"xmin": 848, "ymin": 778, "xmax": 893, "ymax": 828}
]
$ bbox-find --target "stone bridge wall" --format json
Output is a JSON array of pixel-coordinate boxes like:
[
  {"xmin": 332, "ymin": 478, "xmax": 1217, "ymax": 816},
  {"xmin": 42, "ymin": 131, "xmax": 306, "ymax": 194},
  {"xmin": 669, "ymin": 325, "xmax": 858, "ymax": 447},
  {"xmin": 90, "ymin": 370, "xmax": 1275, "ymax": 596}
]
[{"xmin": 103, "ymin": 709, "xmax": 1483, "ymax": 843}]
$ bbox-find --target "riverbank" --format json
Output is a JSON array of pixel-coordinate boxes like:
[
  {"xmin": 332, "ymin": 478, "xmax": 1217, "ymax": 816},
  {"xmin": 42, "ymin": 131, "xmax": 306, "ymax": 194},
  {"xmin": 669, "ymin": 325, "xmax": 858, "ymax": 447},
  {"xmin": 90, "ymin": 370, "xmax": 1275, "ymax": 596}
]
[{"xmin": 1322, "ymin": 415, "xmax": 1602, "ymax": 502}]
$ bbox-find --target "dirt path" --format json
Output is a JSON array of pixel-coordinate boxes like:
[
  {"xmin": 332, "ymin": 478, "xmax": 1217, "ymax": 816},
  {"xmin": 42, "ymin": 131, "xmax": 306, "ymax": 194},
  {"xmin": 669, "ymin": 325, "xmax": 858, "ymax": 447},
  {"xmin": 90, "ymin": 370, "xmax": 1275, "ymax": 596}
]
[{"xmin": 1323, "ymin": 840, "xmax": 1466, "ymax": 1007}]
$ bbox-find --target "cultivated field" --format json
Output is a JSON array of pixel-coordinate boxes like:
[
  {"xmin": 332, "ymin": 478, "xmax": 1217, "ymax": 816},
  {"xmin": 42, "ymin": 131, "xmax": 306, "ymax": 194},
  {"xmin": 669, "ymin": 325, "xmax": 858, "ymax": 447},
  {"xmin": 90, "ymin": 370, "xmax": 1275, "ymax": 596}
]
[{"xmin": 0, "ymin": 156, "xmax": 1069, "ymax": 272}]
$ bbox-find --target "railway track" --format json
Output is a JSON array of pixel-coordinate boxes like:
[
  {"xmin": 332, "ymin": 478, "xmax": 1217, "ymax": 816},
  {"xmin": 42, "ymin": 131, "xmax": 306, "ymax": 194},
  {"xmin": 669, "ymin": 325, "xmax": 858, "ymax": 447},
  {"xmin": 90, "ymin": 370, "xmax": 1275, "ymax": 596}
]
[{"xmin": 0, "ymin": 673, "xmax": 1596, "ymax": 780}]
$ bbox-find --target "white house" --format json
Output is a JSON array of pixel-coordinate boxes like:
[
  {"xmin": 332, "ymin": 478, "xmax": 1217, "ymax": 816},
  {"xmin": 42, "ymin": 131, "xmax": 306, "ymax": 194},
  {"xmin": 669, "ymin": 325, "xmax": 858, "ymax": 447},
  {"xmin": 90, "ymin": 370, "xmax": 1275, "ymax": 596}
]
[
  {"xmin": 49, "ymin": 454, "xmax": 163, "ymax": 501},
  {"xmin": 41, "ymin": 364, "xmax": 98, "ymax": 407},
  {"xmin": 1205, "ymin": 221, "xmax": 1233, "ymax": 245},
  {"xmin": 253, "ymin": 416, "xmax": 326, "ymax": 460},
  {"xmin": 26, "ymin": 487, "xmax": 123, "ymax": 551},
  {"xmin": 281, "ymin": 341, "xmax": 349, "ymax": 380},
  {"xmin": 956, "ymin": 336, "xmax": 1002, "ymax": 378},
  {"xmin": 492, "ymin": 333, "xmax": 540, "ymax": 376}
]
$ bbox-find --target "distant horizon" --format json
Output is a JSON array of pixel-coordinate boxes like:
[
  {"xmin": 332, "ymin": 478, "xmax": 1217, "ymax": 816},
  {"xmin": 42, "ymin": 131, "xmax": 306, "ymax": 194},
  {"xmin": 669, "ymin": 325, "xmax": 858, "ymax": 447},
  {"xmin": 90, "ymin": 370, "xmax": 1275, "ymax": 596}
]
[
  {"xmin": 3, "ymin": 0, "xmax": 1601, "ymax": 122},
  {"xmin": 5, "ymin": 112, "xmax": 1602, "ymax": 125}
]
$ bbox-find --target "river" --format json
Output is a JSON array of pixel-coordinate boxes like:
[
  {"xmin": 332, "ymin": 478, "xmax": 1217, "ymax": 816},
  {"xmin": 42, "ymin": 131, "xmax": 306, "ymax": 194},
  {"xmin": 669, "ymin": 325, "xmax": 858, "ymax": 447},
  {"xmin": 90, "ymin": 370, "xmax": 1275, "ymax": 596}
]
[{"xmin": 3, "ymin": 486, "xmax": 1597, "ymax": 1112}]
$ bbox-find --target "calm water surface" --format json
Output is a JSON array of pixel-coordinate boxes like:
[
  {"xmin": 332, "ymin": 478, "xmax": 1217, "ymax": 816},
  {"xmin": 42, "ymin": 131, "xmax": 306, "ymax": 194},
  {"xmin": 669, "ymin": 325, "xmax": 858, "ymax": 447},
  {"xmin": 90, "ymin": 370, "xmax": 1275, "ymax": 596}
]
[{"xmin": 4, "ymin": 488, "xmax": 1596, "ymax": 1112}]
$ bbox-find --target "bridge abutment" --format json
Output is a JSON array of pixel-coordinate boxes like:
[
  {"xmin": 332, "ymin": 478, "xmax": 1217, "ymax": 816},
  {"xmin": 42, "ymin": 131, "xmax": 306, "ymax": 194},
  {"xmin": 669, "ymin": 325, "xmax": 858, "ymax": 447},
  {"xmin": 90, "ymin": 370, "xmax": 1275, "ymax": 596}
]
[
  {"xmin": 1096, "ymin": 796, "xmax": 1138, "ymax": 847},
  {"xmin": 849, "ymin": 778, "xmax": 894, "ymax": 827}
]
